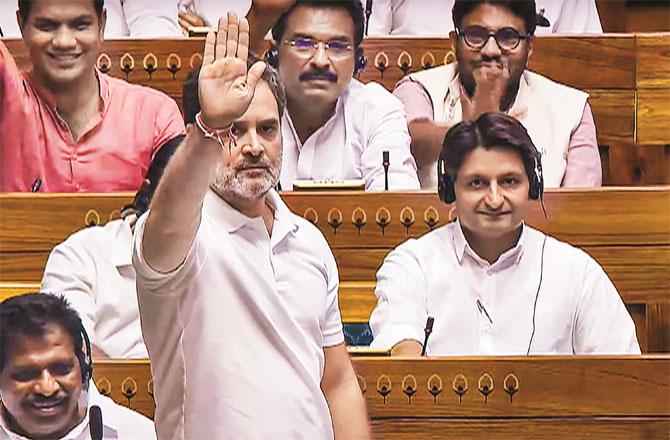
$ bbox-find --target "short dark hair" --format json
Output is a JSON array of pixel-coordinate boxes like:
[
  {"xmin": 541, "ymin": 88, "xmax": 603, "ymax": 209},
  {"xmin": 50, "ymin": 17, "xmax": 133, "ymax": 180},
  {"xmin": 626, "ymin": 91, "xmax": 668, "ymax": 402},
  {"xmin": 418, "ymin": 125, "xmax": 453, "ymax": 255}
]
[
  {"xmin": 18, "ymin": 0, "xmax": 105, "ymax": 23},
  {"xmin": 271, "ymin": 0, "xmax": 365, "ymax": 47},
  {"xmin": 182, "ymin": 53, "xmax": 286, "ymax": 125},
  {"xmin": 440, "ymin": 112, "xmax": 540, "ymax": 183},
  {"xmin": 0, "ymin": 293, "xmax": 86, "ymax": 375},
  {"xmin": 123, "ymin": 135, "xmax": 184, "ymax": 218},
  {"xmin": 452, "ymin": 0, "xmax": 537, "ymax": 35}
]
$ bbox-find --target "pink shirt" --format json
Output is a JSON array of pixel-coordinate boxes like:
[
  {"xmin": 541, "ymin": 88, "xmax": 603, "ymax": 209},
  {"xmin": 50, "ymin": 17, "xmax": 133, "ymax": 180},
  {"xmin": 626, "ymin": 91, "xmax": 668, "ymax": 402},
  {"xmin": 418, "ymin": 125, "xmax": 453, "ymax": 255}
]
[
  {"xmin": 0, "ymin": 41, "xmax": 185, "ymax": 192},
  {"xmin": 394, "ymin": 76, "xmax": 602, "ymax": 187}
]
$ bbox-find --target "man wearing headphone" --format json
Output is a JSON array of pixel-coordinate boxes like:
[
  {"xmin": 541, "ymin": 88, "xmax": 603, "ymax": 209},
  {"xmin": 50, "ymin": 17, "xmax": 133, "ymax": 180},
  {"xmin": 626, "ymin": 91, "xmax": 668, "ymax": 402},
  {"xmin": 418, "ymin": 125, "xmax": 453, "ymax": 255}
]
[
  {"xmin": 0, "ymin": 293, "xmax": 155, "ymax": 439},
  {"xmin": 369, "ymin": 113, "xmax": 639, "ymax": 356},
  {"xmin": 266, "ymin": 0, "xmax": 420, "ymax": 190}
]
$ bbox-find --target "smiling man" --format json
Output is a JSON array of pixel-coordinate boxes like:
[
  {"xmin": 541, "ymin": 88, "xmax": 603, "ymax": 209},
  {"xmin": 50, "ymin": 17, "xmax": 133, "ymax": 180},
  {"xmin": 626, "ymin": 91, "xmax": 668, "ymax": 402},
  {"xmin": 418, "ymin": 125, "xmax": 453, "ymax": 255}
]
[
  {"xmin": 0, "ymin": 0, "xmax": 184, "ymax": 192},
  {"xmin": 369, "ymin": 113, "xmax": 639, "ymax": 356},
  {"xmin": 0, "ymin": 293, "xmax": 155, "ymax": 439},
  {"xmin": 267, "ymin": 0, "xmax": 419, "ymax": 190},
  {"xmin": 394, "ymin": 0, "xmax": 601, "ymax": 189}
]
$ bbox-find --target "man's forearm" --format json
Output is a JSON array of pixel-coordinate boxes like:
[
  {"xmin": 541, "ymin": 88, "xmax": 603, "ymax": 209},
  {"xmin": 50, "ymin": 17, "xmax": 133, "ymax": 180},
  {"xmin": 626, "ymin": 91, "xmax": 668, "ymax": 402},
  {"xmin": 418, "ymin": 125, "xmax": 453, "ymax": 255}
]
[
  {"xmin": 142, "ymin": 126, "xmax": 224, "ymax": 273},
  {"xmin": 408, "ymin": 120, "xmax": 451, "ymax": 169},
  {"xmin": 324, "ymin": 369, "xmax": 371, "ymax": 439}
]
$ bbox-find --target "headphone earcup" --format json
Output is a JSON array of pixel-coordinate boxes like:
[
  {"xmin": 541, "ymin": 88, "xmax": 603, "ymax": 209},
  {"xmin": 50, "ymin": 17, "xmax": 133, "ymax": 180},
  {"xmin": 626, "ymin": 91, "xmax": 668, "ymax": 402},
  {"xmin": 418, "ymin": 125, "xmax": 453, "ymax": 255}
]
[
  {"xmin": 354, "ymin": 47, "xmax": 366, "ymax": 75},
  {"xmin": 529, "ymin": 156, "xmax": 544, "ymax": 200},
  {"xmin": 437, "ymin": 158, "xmax": 456, "ymax": 204},
  {"xmin": 266, "ymin": 47, "xmax": 279, "ymax": 69}
]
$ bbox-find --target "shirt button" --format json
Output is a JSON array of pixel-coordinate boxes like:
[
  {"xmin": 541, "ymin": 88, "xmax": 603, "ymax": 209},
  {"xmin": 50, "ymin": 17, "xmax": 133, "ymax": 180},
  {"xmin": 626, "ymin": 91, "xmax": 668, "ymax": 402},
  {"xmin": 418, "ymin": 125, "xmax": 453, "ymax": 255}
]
[
  {"xmin": 486, "ymin": 270, "xmax": 492, "ymax": 276},
  {"xmin": 71, "ymin": 153, "xmax": 78, "ymax": 160}
]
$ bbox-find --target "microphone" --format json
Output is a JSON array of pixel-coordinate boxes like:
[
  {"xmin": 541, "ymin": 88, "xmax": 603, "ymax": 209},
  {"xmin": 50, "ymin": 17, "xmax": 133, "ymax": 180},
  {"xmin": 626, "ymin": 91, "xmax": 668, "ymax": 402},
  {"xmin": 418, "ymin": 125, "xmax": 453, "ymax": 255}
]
[
  {"xmin": 382, "ymin": 150, "xmax": 390, "ymax": 191},
  {"xmin": 420, "ymin": 316, "xmax": 435, "ymax": 356},
  {"xmin": 89, "ymin": 405, "xmax": 103, "ymax": 440},
  {"xmin": 364, "ymin": 0, "xmax": 373, "ymax": 35},
  {"xmin": 30, "ymin": 178, "xmax": 42, "ymax": 192}
]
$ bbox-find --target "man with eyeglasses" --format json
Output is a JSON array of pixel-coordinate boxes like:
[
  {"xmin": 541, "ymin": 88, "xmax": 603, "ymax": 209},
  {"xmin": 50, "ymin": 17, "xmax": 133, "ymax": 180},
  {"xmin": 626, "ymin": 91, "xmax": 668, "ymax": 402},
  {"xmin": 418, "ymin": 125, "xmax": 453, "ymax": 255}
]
[
  {"xmin": 267, "ymin": 0, "xmax": 420, "ymax": 191},
  {"xmin": 394, "ymin": 0, "xmax": 601, "ymax": 190}
]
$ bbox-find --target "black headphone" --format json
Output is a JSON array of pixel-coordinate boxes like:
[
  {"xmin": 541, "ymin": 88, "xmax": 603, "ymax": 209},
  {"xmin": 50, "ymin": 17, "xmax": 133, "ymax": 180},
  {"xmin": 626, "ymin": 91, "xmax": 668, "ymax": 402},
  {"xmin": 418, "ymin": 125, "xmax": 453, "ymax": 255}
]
[
  {"xmin": 437, "ymin": 150, "xmax": 544, "ymax": 204},
  {"xmin": 265, "ymin": 45, "xmax": 367, "ymax": 75},
  {"xmin": 78, "ymin": 322, "xmax": 94, "ymax": 387}
]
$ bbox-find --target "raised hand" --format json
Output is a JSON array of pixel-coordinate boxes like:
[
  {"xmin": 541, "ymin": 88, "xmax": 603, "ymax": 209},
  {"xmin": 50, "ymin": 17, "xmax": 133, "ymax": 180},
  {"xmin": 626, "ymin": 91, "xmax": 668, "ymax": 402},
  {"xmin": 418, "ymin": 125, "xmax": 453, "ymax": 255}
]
[
  {"xmin": 198, "ymin": 12, "xmax": 267, "ymax": 130},
  {"xmin": 461, "ymin": 61, "xmax": 510, "ymax": 121}
]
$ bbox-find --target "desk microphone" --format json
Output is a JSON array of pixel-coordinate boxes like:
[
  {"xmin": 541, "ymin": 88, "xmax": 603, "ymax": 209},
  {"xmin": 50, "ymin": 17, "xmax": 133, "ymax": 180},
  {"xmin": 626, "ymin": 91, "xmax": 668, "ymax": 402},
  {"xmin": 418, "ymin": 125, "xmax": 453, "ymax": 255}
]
[
  {"xmin": 421, "ymin": 316, "xmax": 434, "ymax": 356},
  {"xmin": 89, "ymin": 405, "xmax": 103, "ymax": 440},
  {"xmin": 382, "ymin": 150, "xmax": 390, "ymax": 191}
]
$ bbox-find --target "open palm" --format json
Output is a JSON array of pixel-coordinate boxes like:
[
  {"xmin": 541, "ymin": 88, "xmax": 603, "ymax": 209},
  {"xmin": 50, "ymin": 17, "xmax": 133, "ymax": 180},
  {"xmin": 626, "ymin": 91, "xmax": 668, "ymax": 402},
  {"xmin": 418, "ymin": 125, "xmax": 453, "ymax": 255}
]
[{"xmin": 198, "ymin": 12, "xmax": 266, "ymax": 129}]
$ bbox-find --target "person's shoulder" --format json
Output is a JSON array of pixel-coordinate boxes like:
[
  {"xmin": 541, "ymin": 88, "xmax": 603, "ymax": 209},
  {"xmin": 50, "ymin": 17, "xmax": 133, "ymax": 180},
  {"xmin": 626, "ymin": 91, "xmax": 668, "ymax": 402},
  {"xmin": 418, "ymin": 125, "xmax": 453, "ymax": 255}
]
[
  {"xmin": 532, "ymin": 227, "xmax": 593, "ymax": 268},
  {"xmin": 390, "ymin": 222, "xmax": 456, "ymax": 259},
  {"xmin": 98, "ymin": 394, "xmax": 156, "ymax": 437},
  {"xmin": 524, "ymin": 70, "xmax": 588, "ymax": 98},
  {"xmin": 345, "ymin": 79, "xmax": 403, "ymax": 109},
  {"xmin": 60, "ymin": 219, "xmax": 126, "ymax": 248}
]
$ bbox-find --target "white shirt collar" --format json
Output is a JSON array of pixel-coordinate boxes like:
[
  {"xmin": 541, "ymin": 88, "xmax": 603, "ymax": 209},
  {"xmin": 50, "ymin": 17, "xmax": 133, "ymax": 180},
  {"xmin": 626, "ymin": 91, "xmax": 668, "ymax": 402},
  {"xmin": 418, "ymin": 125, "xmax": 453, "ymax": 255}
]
[
  {"xmin": 203, "ymin": 189, "xmax": 299, "ymax": 240},
  {"xmin": 452, "ymin": 219, "xmax": 526, "ymax": 269},
  {"xmin": 110, "ymin": 217, "xmax": 134, "ymax": 269}
]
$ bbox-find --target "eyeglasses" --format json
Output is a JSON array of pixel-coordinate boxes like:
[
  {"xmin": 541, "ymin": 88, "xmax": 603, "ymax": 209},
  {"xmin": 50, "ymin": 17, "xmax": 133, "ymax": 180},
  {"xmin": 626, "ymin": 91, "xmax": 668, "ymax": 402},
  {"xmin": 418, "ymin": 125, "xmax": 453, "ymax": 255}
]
[
  {"xmin": 283, "ymin": 37, "xmax": 353, "ymax": 59},
  {"xmin": 458, "ymin": 25, "xmax": 530, "ymax": 51}
]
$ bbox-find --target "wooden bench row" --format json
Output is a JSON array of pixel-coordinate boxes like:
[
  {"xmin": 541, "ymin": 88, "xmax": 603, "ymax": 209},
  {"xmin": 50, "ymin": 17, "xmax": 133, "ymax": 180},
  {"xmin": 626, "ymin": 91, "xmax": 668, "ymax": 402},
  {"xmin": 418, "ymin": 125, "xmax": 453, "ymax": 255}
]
[
  {"xmin": 1, "ymin": 189, "xmax": 668, "ymax": 352},
  {"xmin": 4, "ymin": 34, "xmax": 670, "ymax": 185},
  {"xmin": 91, "ymin": 356, "xmax": 669, "ymax": 439}
]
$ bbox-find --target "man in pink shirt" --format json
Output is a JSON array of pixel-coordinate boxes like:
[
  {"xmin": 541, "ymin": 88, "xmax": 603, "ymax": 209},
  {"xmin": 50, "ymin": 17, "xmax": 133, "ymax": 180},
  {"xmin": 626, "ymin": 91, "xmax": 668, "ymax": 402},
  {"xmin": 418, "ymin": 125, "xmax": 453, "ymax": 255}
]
[
  {"xmin": 1, "ymin": 0, "xmax": 185, "ymax": 192},
  {"xmin": 394, "ymin": 0, "xmax": 601, "ymax": 189}
]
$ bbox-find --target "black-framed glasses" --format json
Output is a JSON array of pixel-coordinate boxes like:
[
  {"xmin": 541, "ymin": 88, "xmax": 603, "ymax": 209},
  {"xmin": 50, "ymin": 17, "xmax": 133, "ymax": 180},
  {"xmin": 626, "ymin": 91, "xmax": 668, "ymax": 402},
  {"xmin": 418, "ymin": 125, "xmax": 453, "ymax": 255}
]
[
  {"xmin": 283, "ymin": 37, "xmax": 353, "ymax": 59},
  {"xmin": 458, "ymin": 25, "xmax": 530, "ymax": 51}
]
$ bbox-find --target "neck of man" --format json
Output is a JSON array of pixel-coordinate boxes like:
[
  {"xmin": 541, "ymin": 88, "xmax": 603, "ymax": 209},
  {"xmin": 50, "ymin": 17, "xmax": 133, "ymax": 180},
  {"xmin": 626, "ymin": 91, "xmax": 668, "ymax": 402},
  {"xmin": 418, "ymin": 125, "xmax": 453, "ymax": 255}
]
[
  {"xmin": 224, "ymin": 192, "xmax": 275, "ymax": 235},
  {"xmin": 287, "ymin": 96, "xmax": 337, "ymax": 144},
  {"xmin": 462, "ymin": 223, "xmax": 523, "ymax": 265},
  {"xmin": 40, "ymin": 68, "xmax": 101, "ymax": 140}
]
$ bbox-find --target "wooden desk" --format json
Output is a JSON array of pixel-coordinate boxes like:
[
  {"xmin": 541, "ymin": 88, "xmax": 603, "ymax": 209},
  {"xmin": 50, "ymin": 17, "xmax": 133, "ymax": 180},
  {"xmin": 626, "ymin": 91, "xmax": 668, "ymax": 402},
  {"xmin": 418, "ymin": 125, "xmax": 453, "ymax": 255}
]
[
  {"xmin": 3, "ymin": 35, "xmax": 669, "ymax": 185},
  {"xmin": 92, "ymin": 356, "xmax": 670, "ymax": 439},
  {"xmin": 1, "ymin": 188, "xmax": 668, "ymax": 351}
]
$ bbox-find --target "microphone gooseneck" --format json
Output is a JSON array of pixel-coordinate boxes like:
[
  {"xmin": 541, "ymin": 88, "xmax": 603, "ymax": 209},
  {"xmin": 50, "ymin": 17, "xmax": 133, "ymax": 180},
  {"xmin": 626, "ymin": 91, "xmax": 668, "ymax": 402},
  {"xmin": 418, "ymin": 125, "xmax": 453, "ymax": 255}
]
[
  {"xmin": 421, "ymin": 316, "xmax": 435, "ymax": 356},
  {"xmin": 382, "ymin": 150, "xmax": 390, "ymax": 191}
]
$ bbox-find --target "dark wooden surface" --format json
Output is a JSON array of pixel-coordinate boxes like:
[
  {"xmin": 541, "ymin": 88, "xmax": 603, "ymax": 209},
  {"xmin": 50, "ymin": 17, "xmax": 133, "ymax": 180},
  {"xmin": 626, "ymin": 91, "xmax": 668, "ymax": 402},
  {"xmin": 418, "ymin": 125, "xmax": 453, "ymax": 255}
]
[{"xmin": 91, "ymin": 356, "xmax": 670, "ymax": 438}]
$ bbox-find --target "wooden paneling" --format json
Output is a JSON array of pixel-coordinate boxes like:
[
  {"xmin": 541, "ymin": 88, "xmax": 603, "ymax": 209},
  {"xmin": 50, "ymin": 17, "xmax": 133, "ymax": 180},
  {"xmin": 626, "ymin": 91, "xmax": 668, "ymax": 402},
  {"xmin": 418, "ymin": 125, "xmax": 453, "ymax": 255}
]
[
  {"xmin": 637, "ymin": 89, "xmax": 670, "ymax": 145},
  {"xmin": 0, "ymin": 283, "xmax": 40, "ymax": 301},
  {"xmin": 588, "ymin": 90, "xmax": 636, "ymax": 144},
  {"xmin": 636, "ymin": 35, "xmax": 670, "ymax": 89},
  {"xmin": 91, "ymin": 356, "xmax": 670, "ymax": 438},
  {"xmin": 604, "ymin": 143, "xmax": 670, "ymax": 185},
  {"xmin": 0, "ymin": 193, "xmax": 131, "ymax": 252},
  {"xmin": 370, "ymin": 418, "xmax": 670, "ymax": 439}
]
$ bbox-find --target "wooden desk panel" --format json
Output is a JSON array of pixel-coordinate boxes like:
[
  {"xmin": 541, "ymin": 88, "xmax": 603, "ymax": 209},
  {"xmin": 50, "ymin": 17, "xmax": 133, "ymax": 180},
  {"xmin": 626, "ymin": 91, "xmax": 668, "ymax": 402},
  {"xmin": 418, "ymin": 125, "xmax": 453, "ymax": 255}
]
[{"xmin": 91, "ymin": 356, "xmax": 670, "ymax": 439}]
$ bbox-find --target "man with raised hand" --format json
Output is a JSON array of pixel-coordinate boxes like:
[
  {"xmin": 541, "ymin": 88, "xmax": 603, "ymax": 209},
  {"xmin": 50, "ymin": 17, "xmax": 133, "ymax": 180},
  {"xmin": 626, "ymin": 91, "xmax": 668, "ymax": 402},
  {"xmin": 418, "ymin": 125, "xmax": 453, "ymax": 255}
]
[
  {"xmin": 394, "ymin": 0, "xmax": 601, "ymax": 189},
  {"xmin": 132, "ymin": 11, "xmax": 371, "ymax": 440}
]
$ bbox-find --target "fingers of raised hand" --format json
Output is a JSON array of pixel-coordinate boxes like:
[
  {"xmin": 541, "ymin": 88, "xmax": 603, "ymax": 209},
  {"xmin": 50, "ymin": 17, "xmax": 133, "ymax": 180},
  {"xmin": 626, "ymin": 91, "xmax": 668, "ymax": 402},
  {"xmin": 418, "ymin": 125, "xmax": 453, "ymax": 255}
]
[
  {"xmin": 237, "ymin": 17, "xmax": 250, "ymax": 64},
  {"xmin": 216, "ymin": 14, "xmax": 229, "ymax": 60},
  {"xmin": 226, "ymin": 11, "xmax": 240, "ymax": 60},
  {"xmin": 203, "ymin": 30, "xmax": 216, "ymax": 66}
]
